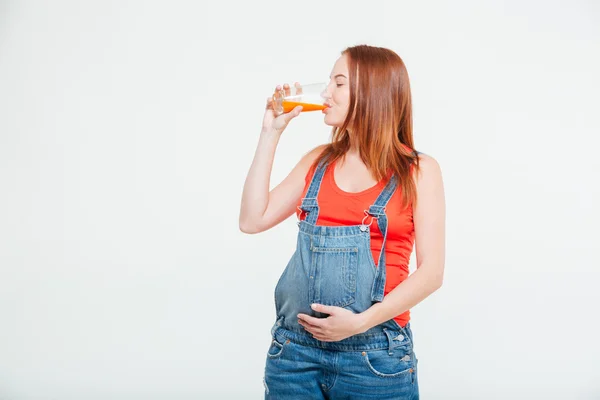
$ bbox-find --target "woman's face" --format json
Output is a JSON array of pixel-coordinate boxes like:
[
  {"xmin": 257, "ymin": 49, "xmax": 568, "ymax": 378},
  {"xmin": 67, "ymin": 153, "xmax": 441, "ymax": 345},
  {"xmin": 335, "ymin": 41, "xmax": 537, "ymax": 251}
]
[{"xmin": 323, "ymin": 54, "xmax": 351, "ymax": 127}]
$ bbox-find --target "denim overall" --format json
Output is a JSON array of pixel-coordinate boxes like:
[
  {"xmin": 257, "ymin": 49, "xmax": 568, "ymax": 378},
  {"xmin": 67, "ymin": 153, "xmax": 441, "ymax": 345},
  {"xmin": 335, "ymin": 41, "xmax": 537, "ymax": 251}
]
[{"xmin": 264, "ymin": 160, "xmax": 419, "ymax": 399}]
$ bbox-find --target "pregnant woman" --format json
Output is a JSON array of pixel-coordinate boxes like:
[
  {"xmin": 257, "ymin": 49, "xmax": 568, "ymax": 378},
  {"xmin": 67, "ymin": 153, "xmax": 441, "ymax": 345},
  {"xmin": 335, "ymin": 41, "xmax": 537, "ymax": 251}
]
[{"xmin": 240, "ymin": 44, "xmax": 446, "ymax": 399}]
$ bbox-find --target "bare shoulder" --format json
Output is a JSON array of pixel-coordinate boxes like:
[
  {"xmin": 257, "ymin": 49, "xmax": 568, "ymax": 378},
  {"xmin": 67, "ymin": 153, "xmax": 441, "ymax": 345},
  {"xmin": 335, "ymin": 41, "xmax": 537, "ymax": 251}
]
[
  {"xmin": 304, "ymin": 143, "xmax": 328, "ymax": 162},
  {"xmin": 281, "ymin": 143, "xmax": 328, "ymax": 187},
  {"xmin": 298, "ymin": 143, "xmax": 328, "ymax": 170},
  {"xmin": 414, "ymin": 152, "xmax": 443, "ymax": 184}
]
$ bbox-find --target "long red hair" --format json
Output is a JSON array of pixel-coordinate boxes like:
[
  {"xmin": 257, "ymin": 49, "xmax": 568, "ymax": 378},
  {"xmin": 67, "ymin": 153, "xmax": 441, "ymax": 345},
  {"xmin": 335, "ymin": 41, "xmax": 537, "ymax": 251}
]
[{"xmin": 311, "ymin": 44, "xmax": 419, "ymax": 209}]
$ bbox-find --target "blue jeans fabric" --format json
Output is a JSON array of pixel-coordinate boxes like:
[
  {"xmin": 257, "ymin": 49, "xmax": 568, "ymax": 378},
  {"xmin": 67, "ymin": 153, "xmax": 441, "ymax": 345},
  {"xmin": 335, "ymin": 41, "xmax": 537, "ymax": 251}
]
[{"xmin": 264, "ymin": 316, "xmax": 419, "ymax": 399}]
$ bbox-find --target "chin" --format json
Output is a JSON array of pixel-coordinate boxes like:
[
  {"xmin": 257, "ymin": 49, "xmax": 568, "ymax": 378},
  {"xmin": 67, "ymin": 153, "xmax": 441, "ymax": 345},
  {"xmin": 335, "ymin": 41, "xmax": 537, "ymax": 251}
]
[{"xmin": 324, "ymin": 114, "xmax": 343, "ymax": 128}]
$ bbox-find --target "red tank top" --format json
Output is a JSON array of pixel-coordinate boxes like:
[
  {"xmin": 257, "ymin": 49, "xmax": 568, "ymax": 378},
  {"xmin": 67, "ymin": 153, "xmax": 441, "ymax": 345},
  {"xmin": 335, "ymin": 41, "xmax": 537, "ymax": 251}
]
[{"xmin": 296, "ymin": 158, "xmax": 415, "ymax": 327}]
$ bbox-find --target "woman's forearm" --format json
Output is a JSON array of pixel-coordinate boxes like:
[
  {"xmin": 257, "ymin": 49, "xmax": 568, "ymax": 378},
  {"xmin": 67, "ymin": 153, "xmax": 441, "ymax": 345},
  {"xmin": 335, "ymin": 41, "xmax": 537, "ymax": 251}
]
[{"xmin": 358, "ymin": 265, "xmax": 443, "ymax": 332}]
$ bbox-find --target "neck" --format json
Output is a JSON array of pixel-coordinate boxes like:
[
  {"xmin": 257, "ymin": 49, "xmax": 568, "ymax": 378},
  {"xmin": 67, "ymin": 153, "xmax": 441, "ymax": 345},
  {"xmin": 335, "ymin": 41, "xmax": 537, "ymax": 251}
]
[{"xmin": 346, "ymin": 130, "xmax": 359, "ymax": 154}]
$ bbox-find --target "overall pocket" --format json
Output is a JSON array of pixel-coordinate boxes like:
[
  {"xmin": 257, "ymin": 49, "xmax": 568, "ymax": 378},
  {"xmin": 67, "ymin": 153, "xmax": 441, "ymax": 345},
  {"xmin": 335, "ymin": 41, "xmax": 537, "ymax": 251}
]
[
  {"xmin": 309, "ymin": 246, "xmax": 358, "ymax": 308},
  {"xmin": 361, "ymin": 348, "xmax": 416, "ymax": 380},
  {"xmin": 266, "ymin": 337, "xmax": 285, "ymax": 359}
]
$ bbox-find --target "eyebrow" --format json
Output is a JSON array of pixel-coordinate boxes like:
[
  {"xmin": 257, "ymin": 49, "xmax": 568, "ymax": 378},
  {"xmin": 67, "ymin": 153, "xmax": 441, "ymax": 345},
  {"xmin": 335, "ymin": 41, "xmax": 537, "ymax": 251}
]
[{"xmin": 329, "ymin": 74, "xmax": 347, "ymax": 79}]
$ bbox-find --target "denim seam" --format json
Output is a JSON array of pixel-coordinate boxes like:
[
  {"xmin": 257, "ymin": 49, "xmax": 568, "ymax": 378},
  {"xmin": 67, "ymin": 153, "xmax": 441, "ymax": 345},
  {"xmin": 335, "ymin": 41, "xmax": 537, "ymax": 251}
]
[{"xmin": 299, "ymin": 231, "xmax": 371, "ymax": 239}]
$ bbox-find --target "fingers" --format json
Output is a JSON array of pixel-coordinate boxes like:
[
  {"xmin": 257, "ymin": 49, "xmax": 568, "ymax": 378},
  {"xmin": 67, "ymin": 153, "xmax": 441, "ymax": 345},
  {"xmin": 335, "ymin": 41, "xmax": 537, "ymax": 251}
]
[
  {"xmin": 273, "ymin": 83, "xmax": 298, "ymax": 96},
  {"xmin": 268, "ymin": 83, "xmax": 303, "ymax": 118},
  {"xmin": 298, "ymin": 318, "xmax": 323, "ymax": 334},
  {"xmin": 297, "ymin": 313, "xmax": 324, "ymax": 328},
  {"xmin": 282, "ymin": 106, "xmax": 302, "ymax": 122},
  {"xmin": 298, "ymin": 319, "xmax": 331, "ymax": 341}
]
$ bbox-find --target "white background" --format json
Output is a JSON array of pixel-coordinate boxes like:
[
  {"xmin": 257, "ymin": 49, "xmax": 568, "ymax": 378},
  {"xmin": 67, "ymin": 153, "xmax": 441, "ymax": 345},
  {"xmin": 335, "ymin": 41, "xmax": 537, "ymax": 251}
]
[{"xmin": 1, "ymin": 1, "xmax": 599, "ymax": 399}]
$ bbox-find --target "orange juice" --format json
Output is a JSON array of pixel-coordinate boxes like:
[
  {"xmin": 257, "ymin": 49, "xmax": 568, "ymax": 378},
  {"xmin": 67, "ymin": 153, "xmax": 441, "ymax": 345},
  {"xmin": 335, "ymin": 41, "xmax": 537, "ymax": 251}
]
[{"xmin": 282, "ymin": 100, "xmax": 327, "ymax": 113}]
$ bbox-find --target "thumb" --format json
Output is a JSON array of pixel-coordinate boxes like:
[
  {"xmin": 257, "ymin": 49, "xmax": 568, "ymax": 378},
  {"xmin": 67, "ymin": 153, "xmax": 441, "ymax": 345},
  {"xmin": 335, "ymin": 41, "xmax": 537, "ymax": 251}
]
[
  {"xmin": 283, "ymin": 106, "xmax": 303, "ymax": 123},
  {"xmin": 311, "ymin": 303, "xmax": 334, "ymax": 314}
]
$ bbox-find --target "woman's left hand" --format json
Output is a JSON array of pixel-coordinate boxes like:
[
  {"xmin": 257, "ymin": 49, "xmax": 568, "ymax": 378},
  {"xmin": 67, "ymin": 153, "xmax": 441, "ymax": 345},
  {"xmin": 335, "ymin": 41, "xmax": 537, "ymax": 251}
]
[{"xmin": 297, "ymin": 304, "xmax": 366, "ymax": 342}]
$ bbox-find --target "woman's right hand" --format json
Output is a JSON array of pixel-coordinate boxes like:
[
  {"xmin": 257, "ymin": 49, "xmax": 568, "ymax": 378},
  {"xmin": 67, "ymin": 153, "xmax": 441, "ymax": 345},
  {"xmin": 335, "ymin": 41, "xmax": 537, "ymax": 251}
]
[{"xmin": 262, "ymin": 83, "xmax": 303, "ymax": 135}]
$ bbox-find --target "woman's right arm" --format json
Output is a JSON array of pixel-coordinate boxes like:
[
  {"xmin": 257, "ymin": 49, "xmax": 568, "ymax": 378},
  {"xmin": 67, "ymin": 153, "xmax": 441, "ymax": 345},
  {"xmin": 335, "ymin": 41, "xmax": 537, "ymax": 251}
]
[
  {"xmin": 239, "ymin": 132, "xmax": 325, "ymax": 234},
  {"xmin": 239, "ymin": 85, "xmax": 324, "ymax": 234}
]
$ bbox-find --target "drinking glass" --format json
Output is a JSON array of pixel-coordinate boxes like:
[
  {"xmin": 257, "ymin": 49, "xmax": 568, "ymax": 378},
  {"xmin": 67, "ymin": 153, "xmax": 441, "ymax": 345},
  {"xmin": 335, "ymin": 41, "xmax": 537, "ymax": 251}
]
[{"xmin": 272, "ymin": 82, "xmax": 328, "ymax": 115}]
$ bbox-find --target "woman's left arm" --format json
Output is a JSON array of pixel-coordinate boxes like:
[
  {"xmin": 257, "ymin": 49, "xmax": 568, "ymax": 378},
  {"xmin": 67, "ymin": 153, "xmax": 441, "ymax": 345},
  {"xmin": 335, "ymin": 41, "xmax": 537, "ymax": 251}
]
[{"xmin": 357, "ymin": 153, "xmax": 446, "ymax": 332}]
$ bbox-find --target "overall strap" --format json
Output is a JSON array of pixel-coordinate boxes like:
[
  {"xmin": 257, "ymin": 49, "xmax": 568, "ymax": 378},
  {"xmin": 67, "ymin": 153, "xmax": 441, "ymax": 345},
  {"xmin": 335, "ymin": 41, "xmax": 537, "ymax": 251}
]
[
  {"xmin": 298, "ymin": 161, "xmax": 328, "ymax": 225},
  {"xmin": 367, "ymin": 175, "xmax": 399, "ymax": 302}
]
